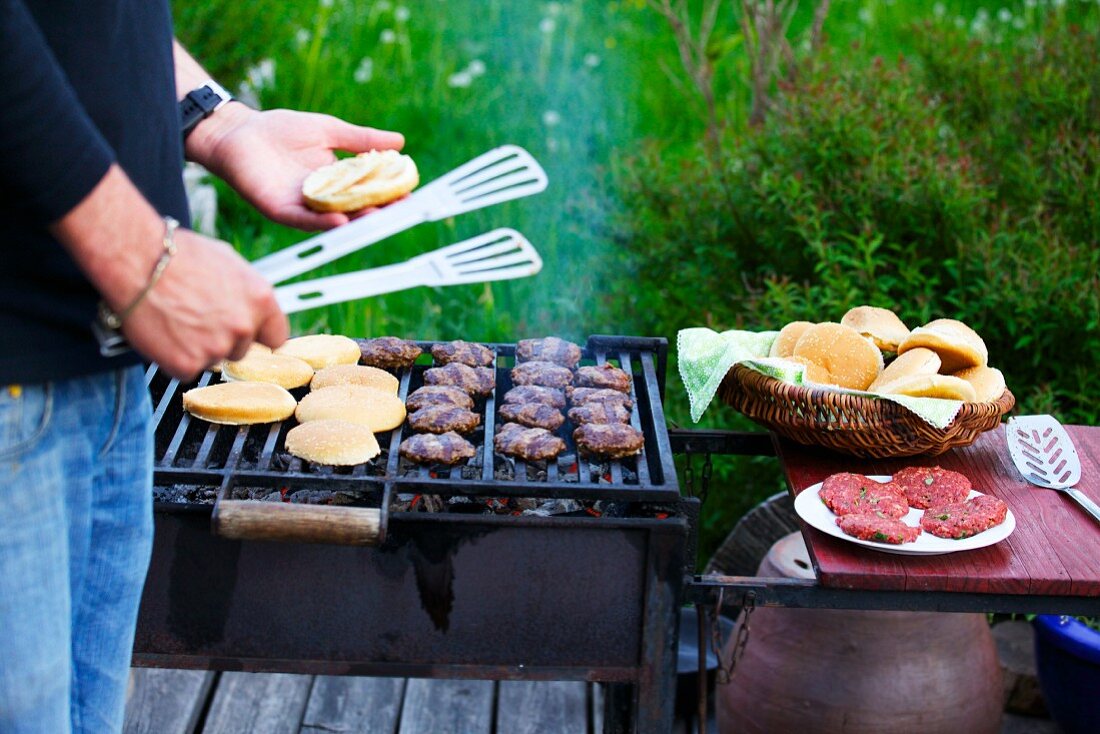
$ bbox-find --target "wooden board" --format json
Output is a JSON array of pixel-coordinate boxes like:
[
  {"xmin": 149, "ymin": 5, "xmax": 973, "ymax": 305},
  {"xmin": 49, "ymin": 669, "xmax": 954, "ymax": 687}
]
[
  {"xmin": 201, "ymin": 672, "xmax": 313, "ymax": 734},
  {"xmin": 301, "ymin": 676, "xmax": 405, "ymax": 734},
  {"xmin": 777, "ymin": 425, "xmax": 1100, "ymax": 595},
  {"xmin": 124, "ymin": 668, "xmax": 214, "ymax": 734},
  {"xmin": 496, "ymin": 680, "xmax": 587, "ymax": 734},
  {"xmin": 398, "ymin": 678, "xmax": 494, "ymax": 734}
]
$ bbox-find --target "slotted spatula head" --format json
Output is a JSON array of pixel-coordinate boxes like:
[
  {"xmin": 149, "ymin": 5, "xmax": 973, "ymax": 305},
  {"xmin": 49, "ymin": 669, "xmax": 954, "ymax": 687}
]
[{"xmin": 1006, "ymin": 415, "xmax": 1082, "ymax": 489}]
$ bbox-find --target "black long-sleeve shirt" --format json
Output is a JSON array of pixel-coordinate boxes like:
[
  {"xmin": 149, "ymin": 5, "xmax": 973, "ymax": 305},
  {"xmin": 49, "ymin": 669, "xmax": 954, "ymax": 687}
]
[{"xmin": 0, "ymin": 0, "xmax": 189, "ymax": 384}]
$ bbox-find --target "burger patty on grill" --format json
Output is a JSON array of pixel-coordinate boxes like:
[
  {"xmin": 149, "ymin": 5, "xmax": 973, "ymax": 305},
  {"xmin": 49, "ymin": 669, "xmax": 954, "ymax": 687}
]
[
  {"xmin": 574, "ymin": 364, "xmax": 631, "ymax": 393},
  {"xmin": 406, "ymin": 405, "xmax": 482, "ymax": 434},
  {"xmin": 515, "ymin": 337, "xmax": 582, "ymax": 369},
  {"xmin": 405, "ymin": 385, "xmax": 475, "ymax": 412},
  {"xmin": 573, "ymin": 423, "xmax": 644, "ymax": 459},
  {"xmin": 423, "ymin": 363, "xmax": 496, "ymax": 396},
  {"xmin": 494, "ymin": 422, "xmax": 566, "ymax": 461},
  {"xmin": 430, "ymin": 340, "xmax": 495, "ymax": 367},
  {"xmin": 498, "ymin": 402, "xmax": 565, "ymax": 431},
  {"xmin": 567, "ymin": 402, "xmax": 632, "ymax": 426},
  {"xmin": 502, "ymin": 384, "xmax": 566, "ymax": 409},
  {"xmin": 567, "ymin": 387, "xmax": 633, "ymax": 410},
  {"xmin": 511, "ymin": 360, "xmax": 574, "ymax": 389},
  {"xmin": 358, "ymin": 336, "xmax": 422, "ymax": 370},
  {"xmin": 399, "ymin": 431, "xmax": 477, "ymax": 465}
]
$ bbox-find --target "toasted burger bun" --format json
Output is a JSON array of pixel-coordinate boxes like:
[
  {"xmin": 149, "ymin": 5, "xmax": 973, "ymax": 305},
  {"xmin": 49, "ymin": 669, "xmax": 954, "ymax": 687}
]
[
  {"xmin": 897, "ymin": 318, "xmax": 988, "ymax": 373},
  {"xmin": 223, "ymin": 352, "xmax": 314, "ymax": 390},
  {"xmin": 285, "ymin": 419, "xmax": 381, "ymax": 466},
  {"xmin": 275, "ymin": 334, "xmax": 361, "ymax": 370},
  {"xmin": 295, "ymin": 384, "xmax": 406, "ymax": 432},
  {"xmin": 211, "ymin": 343, "xmax": 271, "ymax": 374},
  {"xmin": 880, "ymin": 374, "xmax": 978, "ymax": 402},
  {"xmin": 769, "ymin": 321, "xmax": 814, "ymax": 358},
  {"xmin": 311, "ymin": 364, "xmax": 399, "ymax": 394},
  {"xmin": 302, "ymin": 150, "xmax": 419, "ymax": 213},
  {"xmin": 841, "ymin": 306, "xmax": 910, "ymax": 353},
  {"xmin": 869, "ymin": 347, "xmax": 942, "ymax": 393},
  {"xmin": 182, "ymin": 382, "xmax": 296, "ymax": 425},
  {"xmin": 792, "ymin": 322, "xmax": 883, "ymax": 391},
  {"xmin": 952, "ymin": 365, "xmax": 1007, "ymax": 403}
]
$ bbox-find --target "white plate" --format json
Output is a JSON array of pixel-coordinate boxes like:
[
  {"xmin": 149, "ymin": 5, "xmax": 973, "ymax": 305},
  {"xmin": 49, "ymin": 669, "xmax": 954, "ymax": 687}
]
[{"xmin": 794, "ymin": 475, "xmax": 1016, "ymax": 556}]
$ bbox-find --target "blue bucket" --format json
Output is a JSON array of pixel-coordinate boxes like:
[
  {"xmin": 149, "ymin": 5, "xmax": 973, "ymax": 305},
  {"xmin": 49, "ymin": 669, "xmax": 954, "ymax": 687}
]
[{"xmin": 1033, "ymin": 615, "xmax": 1100, "ymax": 734}]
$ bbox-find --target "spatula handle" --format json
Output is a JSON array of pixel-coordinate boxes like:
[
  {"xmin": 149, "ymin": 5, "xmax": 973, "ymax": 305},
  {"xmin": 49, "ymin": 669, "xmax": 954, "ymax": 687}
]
[{"xmin": 1066, "ymin": 488, "xmax": 1100, "ymax": 525}]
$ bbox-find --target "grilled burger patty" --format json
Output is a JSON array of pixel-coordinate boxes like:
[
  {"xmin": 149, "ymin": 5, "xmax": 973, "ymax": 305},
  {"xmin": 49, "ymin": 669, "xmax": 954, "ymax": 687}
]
[
  {"xmin": 515, "ymin": 337, "xmax": 582, "ymax": 369},
  {"xmin": 567, "ymin": 402, "xmax": 631, "ymax": 426},
  {"xmin": 399, "ymin": 431, "xmax": 477, "ymax": 465},
  {"xmin": 567, "ymin": 387, "xmax": 633, "ymax": 410},
  {"xmin": 423, "ymin": 363, "xmax": 496, "ymax": 396},
  {"xmin": 511, "ymin": 360, "xmax": 574, "ymax": 389},
  {"xmin": 818, "ymin": 473, "xmax": 909, "ymax": 519},
  {"xmin": 494, "ymin": 422, "xmax": 566, "ymax": 461},
  {"xmin": 836, "ymin": 514, "xmax": 922, "ymax": 544},
  {"xmin": 573, "ymin": 423, "xmax": 644, "ymax": 459},
  {"xmin": 574, "ymin": 363, "xmax": 631, "ymax": 393},
  {"xmin": 405, "ymin": 385, "xmax": 475, "ymax": 412},
  {"xmin": 502, "ymin": 384, "xmax": 566, "ymax": 408},
  {"xmin": 498, "ymin": 402, "xmax": 565, "ymax": 431},
  {"xmin": 920, "ymin": 494, "xmax": 1008, "ymax": 539},
  {"xmin": 892, "ymin": 466, "xmax": 972, "ymax": 509},
  {"xmin": 358, "ymin": 336, "xmax": 422, "ymax": 369},
  {"xmin": 430, "ymin": 340, "xmax": 495, "ymax": 367},
  {"xmin": 406, "ymin": 405, "xmax": 481, "ymax": 434}
]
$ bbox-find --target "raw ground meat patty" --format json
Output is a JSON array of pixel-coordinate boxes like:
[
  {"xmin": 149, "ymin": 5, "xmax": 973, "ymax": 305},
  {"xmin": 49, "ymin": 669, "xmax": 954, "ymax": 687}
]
[
  {"xmin": 836, "ymin": 514, "xmax": 922, "ymax": 544},
  {"xmin": 920, "ymin": 495, "xmax": 1008, "ymax": 539},
  {"xmin": 818, "ymin": 473, "xmax": 908, "ymax": 519},
  {"xmin": 892, "ymin": 465, "xmax": 972, "ymax": 509}
]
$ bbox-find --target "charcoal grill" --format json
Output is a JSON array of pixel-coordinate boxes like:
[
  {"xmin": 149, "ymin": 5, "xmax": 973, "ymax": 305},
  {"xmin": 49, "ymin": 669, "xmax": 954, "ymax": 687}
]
[{"xmin": 134, "ymin": 335, "xmax": 695, "ymax": 733}]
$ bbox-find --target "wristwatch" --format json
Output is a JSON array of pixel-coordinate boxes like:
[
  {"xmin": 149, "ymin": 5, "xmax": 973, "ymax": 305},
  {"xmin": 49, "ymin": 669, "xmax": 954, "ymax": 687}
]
[{"xmin": 179, "ymin": 79, "xmax": 234, "ymax": 139}]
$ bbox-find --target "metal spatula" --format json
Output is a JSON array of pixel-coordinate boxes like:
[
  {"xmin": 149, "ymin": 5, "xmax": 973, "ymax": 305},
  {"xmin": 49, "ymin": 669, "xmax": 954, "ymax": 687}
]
[
  {"xmin": 1006, "ymin": 415, "xmax": 1100, "ymax": 524},
  {"xmin": 253, "ymin": 145, "xmax": 548, "ymax": 285},
  {"xmin": 274, "ymin": 228, "xmax": 541, "ymax": 314}
]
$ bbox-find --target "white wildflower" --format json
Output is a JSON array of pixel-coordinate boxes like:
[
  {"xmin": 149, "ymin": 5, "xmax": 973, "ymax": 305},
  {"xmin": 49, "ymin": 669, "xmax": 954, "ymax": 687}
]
[
  {"xmin": 467, "ymin": 59, "xmax": 486, "ymax": 77},
  {"xmin": 542, "ymin": 110, "xmax": 561, "ymax": 127},
  {"xmin": 447, "ymin": 71, "xmax": 473, "ymax": 88},
  {"xmin": 354, "ymin": 57, "xmax": 374, "ymax": 84},
  {"xmin": 858, "ymin": 7, "xmax": 873, "ymax": 24},
  {"xmin": 540, "ymin": 17, "xmax": 556, "ymax": 34},
  {"xmin": 395, "ymin": 6, "xmax": 410, "ymax": 22},
  {"xmin": 997, "ymin": 8, "xmax": 1012, "ymax": 22},
  {"xmin": 546, "ymin": 137, "xmax": 559, "ymax": 153},
  {"xmin": 376, "ymin": 0, "xmax": 392, "ymax": 10},
  {"xmin": 933, "ymin": 3, "xmax": 946, "ymax": 17},
  {"xmin": 320, "ymin": 0, "xmax": 333, "ymax": 8},
  {"xmin": 583, "ymin": 53, "xmax": 601, "ymax": 68},
  {"xmin": 246, "ymin": 58, "xmax": 275, "ymax": 91},
  {"xmin": 380, "ymin": 28, "xmax": 397, "ymax": 44},
  {"xmin": 295, "ymin": 28, "xmax": 310, "ymax": 47}
]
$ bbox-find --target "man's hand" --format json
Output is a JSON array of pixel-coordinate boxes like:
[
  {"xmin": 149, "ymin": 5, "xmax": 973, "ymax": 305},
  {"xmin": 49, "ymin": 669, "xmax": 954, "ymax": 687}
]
[{"xmin": 187, "ymin": 104, "xmax": 405, "ymax": 231}]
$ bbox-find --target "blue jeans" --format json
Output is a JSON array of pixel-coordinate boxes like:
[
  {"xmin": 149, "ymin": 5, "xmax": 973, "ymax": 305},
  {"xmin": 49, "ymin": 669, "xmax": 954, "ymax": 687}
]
[{"xmin": 0, "ymin": 366, "xmax": 153, "ymax": 734}]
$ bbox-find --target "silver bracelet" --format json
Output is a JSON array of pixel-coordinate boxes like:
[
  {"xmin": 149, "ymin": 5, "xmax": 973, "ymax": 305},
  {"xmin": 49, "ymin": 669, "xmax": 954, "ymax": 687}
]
[{"xmin": 97, "ymin": 215, "xmax": 180, "ymax": 330}]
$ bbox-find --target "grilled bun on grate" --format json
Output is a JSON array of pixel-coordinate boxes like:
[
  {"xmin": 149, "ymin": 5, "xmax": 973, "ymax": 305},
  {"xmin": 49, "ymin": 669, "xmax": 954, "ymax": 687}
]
[
  {"xmin": 295, "ymin": 384, "xmax": 406, "ymax": 432},
  {"xmin": 182, "ymin": 382, "xmax": 296, "ymax": 425},
  {"xmin": 211, "ymin": 342, "xmax": 271, "ymax": 374},
  {"xmin": 274, "ymin": 334, "xmax": 361, "ymax": 370},
  {"xmin": 302, "ymin": 150, "xmax": 419, "ymax": 212},
  {"xmin": 840, "ymin": 306, "xmax": 910, "ymax": 353},
  {"xmin": 769, "ymin": 321, "xmax": 814, "ymax": 359},
  {"xmin": 897, "ymin": 318, "xmax": 988, "ymax": 373},
  {"xmin": 792, "ymin": 322, "xmax": 883, "ymax": 390},
  {"xmin": 222, "ymin": 352, "xmax": 314, "ymax": 390},
  {"xmin": 868, "ymin": 347, "xmax": 942, "ymax": 393},
  {"xmin": 952, "ymin": 365, "xmax": 1006, "ymax": 402},
  {"xmin": 310, "ymin": 364, "xmax": 399, "ymax": 394},
  {"xmin": 879, "ymin": 373, "xmax": 977, "ymax": 401},
  {"xmin": 285, "ymin": 419, "xmax": 381, "ymax": 465}
]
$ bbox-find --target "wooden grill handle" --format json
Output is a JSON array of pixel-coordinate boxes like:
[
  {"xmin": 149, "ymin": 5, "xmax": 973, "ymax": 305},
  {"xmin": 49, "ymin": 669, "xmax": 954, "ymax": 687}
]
[{"xmin": 213, "ymin": 500, "xmax": 383, "ymax": 546}]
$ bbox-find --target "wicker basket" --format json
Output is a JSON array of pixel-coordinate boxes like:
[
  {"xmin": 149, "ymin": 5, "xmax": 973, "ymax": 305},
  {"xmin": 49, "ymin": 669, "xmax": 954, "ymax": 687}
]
[{"xmin": 718, "ymin": 363, "xmax": 1016, "ymax": 458}]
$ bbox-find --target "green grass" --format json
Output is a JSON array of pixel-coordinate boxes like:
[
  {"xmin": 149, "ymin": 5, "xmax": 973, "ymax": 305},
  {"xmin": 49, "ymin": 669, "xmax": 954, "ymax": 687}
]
[{"xmin": 174, "ymin": 0, "xmax": 1087, "ymax": 565}]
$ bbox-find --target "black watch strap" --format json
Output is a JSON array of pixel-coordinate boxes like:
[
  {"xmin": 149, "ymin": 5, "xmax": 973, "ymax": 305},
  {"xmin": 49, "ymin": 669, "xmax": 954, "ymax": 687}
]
[{"xmin": 179, "ymin": 80, "xmax": 233, "ymax": 140}]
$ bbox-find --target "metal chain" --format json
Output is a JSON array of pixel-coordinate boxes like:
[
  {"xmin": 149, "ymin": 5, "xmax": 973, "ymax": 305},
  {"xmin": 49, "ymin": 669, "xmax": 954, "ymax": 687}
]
[
  {"xmin": 698, "ymin": 452, "xmax": 713, "ymax": 505},
  {"xmin": 713, "ymin": 589, "xmax": 755, "ymax": 685},
  {"xmin": 683, "ymin": 452, "xmax": 695, "ymax": 497}
]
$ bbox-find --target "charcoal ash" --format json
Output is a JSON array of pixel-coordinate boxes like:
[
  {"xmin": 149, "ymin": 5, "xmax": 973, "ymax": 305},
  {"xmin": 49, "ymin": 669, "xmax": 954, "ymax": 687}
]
[{"xmin": 153, "ymin": 484, "xmax": 217, "ymax": 505}]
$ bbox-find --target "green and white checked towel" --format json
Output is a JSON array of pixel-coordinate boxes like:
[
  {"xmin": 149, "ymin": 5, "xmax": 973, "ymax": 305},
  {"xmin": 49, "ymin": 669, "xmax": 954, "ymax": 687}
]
[{"xmin": 677, "ymin": 327, "xmax": 963, "ymax": 429}]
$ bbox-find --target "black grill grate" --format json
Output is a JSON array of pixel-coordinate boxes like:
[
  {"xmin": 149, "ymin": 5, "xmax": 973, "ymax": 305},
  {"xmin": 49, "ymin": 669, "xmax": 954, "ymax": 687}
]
[{"xmin": 149, "ymin": 335, "xmax": 679, "ymax": 505}]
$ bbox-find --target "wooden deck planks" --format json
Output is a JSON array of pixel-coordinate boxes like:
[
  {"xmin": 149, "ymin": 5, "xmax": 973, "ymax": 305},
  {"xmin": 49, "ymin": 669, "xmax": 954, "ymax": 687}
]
[
  {"xmin": 124, "ymin": 668, "xmax": 214, "ymax": 734},
  {"xmin": 201, "ymin": 672, "xmax": 313, "ymax": 734},
  {"xmin": 399, "ymin": 678, "xmax": 495, "ymax": 734},
  {"xmin": 300, "ymin": 676, "xmax": 406, "ymax": 734},
  {"xmin": 496, "ymin": 680, "xmax": 588, "ymax": 734}
]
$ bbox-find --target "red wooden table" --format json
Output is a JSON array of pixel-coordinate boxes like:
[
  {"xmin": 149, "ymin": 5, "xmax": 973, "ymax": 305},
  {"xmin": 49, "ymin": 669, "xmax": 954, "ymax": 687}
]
[{"xmin": 776, "ymin": 425, "xmax": 1100, "ymax": 600}]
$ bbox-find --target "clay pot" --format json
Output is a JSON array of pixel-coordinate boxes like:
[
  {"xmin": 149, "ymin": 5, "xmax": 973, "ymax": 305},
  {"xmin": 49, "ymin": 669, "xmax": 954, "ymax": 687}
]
[{"xmin": 716, "ymin": 533, "xmax": 1003, "ymax": 734}]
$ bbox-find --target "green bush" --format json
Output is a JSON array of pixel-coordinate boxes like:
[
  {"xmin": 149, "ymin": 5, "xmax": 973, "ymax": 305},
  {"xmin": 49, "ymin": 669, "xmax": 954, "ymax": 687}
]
[{"xmin": 612, "ymin": 16, "xmax": 1100, "ymax": 427}]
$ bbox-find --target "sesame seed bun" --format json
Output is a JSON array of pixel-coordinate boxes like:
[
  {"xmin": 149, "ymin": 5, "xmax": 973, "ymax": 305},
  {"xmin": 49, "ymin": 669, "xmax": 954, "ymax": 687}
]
[
  {"xmin": 294, "ymin": 384, "xmax": 406, "ymax": 432},
  {"xmin": 840, "ymin": 306, "xmax": 910, "ymax": 353},
  {"xmin": 310, "ymin": 364, "xmax": 399, "ymax": 394},
  {"xmin": 792, "ymin": 322, "xmax": 884, "ymax": 391},
  {"xmin": 223, "ymin": 352, "xmax": 314, "ymax": 390},
  {"xmin": 952, "ymin": 365, "xmax": 1007, "ymax": 403},
  {"xmin": 897, "ymin": 319, "xmax": 988, "ymax": 373},
  {"xmin": 880, "ymin": 374, "xmax": 978, "ymax": 401},
  {"xmin": 769, "ymin": 321, "xmax": 815, "ymax": 358},
  {"xmin": 275, "ymin": 334, "xmax": 362, "ymax": 370},
  {"xmin": 182, "ymin": 382, "xmax": 296, "ymax": 425},
  {"xmin": 869, "ymin": 347, "xmax": 942, "ymax": 393},
  {"xmin": 302, "ymin": 150, "xmax": 419, "ymax": 213},
  {"xmin": 284, "ymin": 419, "xmax": 381, "ymax": 466}
]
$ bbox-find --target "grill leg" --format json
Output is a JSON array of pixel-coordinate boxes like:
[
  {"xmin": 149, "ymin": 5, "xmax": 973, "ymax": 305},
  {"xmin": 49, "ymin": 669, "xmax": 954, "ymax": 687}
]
[{"xmin": 602, "ymin": 683, "xmax": 634, "ymax": 733}]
